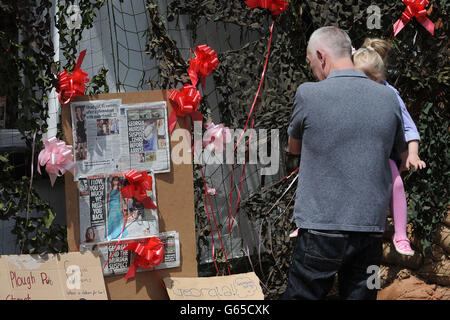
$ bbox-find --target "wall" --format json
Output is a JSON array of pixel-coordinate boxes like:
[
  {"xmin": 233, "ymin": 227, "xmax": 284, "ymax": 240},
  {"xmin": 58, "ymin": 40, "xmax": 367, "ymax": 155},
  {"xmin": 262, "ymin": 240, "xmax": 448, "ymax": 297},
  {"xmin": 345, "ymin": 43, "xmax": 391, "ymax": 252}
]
[{"xmin": 1, "ymin": 0, "xmax": 278, "ymax": 265}]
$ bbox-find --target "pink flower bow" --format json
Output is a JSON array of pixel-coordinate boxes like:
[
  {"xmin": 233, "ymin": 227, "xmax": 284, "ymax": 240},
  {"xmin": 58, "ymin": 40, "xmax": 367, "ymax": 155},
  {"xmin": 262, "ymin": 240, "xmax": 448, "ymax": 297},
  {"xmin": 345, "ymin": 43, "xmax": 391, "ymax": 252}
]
[
  {"xmin": 37, "ymin": 137, "xmax": 76, "ymax": 186},
  {"xmin": 202, "ymin": 121, "xmax": 231, "ymax": 154}
]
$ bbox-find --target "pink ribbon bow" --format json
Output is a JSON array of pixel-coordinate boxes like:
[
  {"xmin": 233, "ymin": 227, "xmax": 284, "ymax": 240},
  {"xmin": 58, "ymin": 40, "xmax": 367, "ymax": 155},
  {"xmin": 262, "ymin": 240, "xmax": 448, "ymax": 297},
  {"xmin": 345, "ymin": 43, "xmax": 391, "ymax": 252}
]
[
  {"xmin": 37, "ymin": 137, "xmax": 76, "ymax": 186},
  {"xmin": 188, "ymin": 44, "xmax": 219, "ymax": 88},
  {"xmin": 245, "ymin": 0, "xmax": 290, "ymax": 16},
  {"xmin": 202, "ymin": 121, "xmax": 231, "ymax": 154},
  {"xmin": 393, "ymin": 0, "xmax": 434, "ymax": 36}
]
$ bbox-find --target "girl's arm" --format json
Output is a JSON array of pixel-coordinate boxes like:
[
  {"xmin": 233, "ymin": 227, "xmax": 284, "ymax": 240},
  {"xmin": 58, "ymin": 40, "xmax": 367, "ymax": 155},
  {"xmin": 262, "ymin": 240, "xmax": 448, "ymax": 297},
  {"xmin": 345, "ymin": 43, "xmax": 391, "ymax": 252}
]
[
  {"xmin": 406, "ymin": 140, "xmax": 426, "ymax": 172},
  {"xmin": 107, "ymin": 191, "xmax": 110, "ymax": 213},
  {"xmin": 387, "ymin": 82, "xmax": 426, "ymax": 171},
  {"xmin": 119, "ymin": 192, "xmax": 123, "ymax": 213}
]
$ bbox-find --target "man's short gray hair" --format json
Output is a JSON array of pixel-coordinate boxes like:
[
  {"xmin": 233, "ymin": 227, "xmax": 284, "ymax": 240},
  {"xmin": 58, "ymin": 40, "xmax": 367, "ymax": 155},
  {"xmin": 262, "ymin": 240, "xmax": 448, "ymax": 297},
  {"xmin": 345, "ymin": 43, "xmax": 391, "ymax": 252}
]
[{"xmin": 308, "ymin": 26, "xmax": 352, "ymax": 58}]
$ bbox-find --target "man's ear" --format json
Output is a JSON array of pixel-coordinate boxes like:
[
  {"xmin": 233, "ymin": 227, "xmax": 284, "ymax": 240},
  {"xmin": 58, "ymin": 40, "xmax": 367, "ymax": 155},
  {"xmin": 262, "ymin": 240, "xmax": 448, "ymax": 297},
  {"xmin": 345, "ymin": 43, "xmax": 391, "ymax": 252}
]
[
  {"xmin": 317, "ymin": 51, "xmax": 327, "ymax": 70},
  {"xmin": 316, "ymin": 50, "xmax": 322, "ymax": 61},
  {"xmin": 316, "ymin": 50, "xmax": 326, "ymax": 68}
]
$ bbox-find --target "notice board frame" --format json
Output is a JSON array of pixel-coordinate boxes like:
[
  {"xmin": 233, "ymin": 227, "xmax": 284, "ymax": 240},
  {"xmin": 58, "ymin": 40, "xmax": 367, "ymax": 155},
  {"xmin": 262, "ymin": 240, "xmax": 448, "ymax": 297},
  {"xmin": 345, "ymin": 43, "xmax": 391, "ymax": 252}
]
[{"xmin": 62, "ymin": 90, "xmax": 197, "ymax": 299}]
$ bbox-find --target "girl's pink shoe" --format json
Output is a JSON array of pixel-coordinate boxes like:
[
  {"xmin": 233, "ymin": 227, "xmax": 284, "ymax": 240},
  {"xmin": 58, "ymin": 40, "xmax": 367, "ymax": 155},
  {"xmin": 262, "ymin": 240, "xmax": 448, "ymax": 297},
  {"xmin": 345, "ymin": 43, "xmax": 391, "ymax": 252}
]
[
  {"xmin": 393, "ymin": 236, "xmax": 414, "ymax": 256},
  {"xmin": 289, "ymin": 228, "xmax": 299, "ymax": 238}
]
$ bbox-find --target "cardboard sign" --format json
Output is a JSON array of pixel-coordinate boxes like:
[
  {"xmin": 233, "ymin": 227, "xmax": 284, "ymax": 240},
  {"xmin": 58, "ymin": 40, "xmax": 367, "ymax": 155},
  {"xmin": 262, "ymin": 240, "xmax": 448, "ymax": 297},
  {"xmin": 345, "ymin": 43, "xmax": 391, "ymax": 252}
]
[
  {"xmin": 163, "ymin": 272, "xmax": 264, "ymax": 300},
  {"xmin": 0, "ymin": 251, "xmax": 107, "ymax": 300}
]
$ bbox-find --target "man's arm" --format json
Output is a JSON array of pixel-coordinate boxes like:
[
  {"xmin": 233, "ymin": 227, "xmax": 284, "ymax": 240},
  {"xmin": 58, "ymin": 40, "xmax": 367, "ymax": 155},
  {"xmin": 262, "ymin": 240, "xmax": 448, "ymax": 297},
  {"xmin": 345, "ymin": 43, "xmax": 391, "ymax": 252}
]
[
  {"xmin": 288, "ymin": 136, "xmax": 302, "ymax": 155},
  {"xmin": 286, "ymin": 86, "xmax": 305, "ymax": 172}
]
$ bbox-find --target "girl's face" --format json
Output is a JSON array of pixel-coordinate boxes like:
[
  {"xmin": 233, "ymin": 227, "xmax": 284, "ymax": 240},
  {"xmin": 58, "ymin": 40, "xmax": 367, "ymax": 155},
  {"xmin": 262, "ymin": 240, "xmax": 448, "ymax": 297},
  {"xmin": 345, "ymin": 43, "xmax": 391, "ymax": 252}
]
[
  {"xmin": 112, "ymin": 178, "xmax": 120, "ymax": 186},
  {"xmin": 76, "ymin": 108, "xmax": 82, "ymax": 117},
  {"xmin": 86, "ymin": 228, "xmax": 94, "ymax": 240}
]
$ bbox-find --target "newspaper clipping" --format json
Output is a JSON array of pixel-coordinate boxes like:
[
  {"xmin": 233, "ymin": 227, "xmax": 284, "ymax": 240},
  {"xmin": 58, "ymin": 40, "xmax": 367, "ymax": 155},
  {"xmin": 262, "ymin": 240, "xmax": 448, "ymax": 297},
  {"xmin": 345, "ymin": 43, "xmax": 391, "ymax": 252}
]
[
  {"xmin": 79, "ymin": 171, "xmax": 159, "ymax": 245},
  {"xmin": 71, "ymin": 99, "xmax": 170, "ymax": 180},
  {"xmin": 118, "ymin": 102, "xmax": 170, "ymax": 173},
  {"xmin": 71, "ymin": 99, "xmax": 122, "ymax": 180},
  {"xmin": 80, "ymin": 231, "xmax": 180, "ymax": 276}
]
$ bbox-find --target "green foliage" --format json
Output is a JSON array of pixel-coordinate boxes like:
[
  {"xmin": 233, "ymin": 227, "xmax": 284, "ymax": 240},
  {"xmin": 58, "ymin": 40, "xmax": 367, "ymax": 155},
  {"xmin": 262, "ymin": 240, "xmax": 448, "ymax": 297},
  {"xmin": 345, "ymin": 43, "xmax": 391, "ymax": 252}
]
[
  {"xmin": 0, "ymin": 154, "xmax": 67, "ymax": 253},
  {"xmin": 86, "ymin": 67, "xmax": 110, "ymax": 95},
  {"xmin": 0, "ymin": 1, "xmax": 447, "ymax": 298},
  {"xmin": 0, "ymin": 0, "xmax": 55, "ymax": 143},
  {"xmin": 56, "ymin": 0, "xmax": 109, "ymax": 92},
  {"xmin": 0, "ymin": 0, "xmax": 109, "ymax": 254},
  {"xmin": 162, "ymin": 0, "xmax": 449, "ymax": 298},
  {"xmin": 145, "ymin": 0, "xmax": 190, "ymax": 89},
  {"xmin": 405, "ymin": 102, "xmax": 450, "ymax": 255}
]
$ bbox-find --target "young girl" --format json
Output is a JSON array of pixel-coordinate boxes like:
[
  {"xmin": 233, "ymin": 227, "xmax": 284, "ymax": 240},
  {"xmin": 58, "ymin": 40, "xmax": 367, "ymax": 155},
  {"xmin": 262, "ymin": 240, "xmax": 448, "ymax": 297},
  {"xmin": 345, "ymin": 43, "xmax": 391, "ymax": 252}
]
[
  {"xmin": 75, "ymin": 106, "xmax": 87, "ymax": 160},
  {"xmin": 105, "ymin": 176, "xmax": 128, "ymax": 240},
  {"xmin": 352, "ymin": 39, "xmax": 426, "ymax": 255}
]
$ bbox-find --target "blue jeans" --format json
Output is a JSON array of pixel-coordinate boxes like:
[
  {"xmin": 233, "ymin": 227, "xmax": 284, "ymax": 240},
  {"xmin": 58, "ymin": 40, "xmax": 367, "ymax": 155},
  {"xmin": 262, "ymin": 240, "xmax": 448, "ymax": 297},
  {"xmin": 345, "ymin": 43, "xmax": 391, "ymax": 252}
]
[{"xmin": 283, "ymin": 229, "xmax": 383, "ymax": 300}]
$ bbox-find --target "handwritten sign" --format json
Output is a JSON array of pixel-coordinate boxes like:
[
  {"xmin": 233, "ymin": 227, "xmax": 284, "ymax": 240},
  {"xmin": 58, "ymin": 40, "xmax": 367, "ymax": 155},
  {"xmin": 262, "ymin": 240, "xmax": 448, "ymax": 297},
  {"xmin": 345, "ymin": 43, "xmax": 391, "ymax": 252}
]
[
  {"xmin": 0, "ymin": 251, "xmax": 107, "ymax": 300},
  {"xmin": 163, "ymin": 272, "xmax": 264, "ymax": 300}
]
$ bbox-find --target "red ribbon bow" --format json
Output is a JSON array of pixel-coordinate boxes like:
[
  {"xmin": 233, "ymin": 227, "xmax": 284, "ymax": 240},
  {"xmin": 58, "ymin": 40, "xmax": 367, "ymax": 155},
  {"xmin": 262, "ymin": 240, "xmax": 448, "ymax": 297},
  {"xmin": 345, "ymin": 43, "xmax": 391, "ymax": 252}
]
[
  {"xmin": 188, "ymin": 44, "xmax": 219, "ymax": 88},
  {"xmin": 245, "ymin": 0, "xmax": 289, "ymax": 16},
  {"xmin": 121, "ymin": 170, "xmax": 157, "ymax": 209},
  {"xmin": 168, "ymin": 84, "xmax": 203, "ymax": 133},
  {"xmin": 123, "ymin": 237, "xmax": 165, "ymax": 279},
  {"xmin": 393, "ymin": 0, "xmax": 434, "ymax": 36},
  {"xmin": 56, "ymin": 49, "xmax": 90, "ymax": 105}
]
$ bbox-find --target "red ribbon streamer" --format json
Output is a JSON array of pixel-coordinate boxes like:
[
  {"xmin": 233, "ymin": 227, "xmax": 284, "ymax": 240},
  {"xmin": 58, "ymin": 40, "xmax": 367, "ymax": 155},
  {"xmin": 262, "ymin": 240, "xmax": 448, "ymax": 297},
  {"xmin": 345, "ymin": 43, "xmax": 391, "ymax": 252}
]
[
  {"xmin": 199, "ymin": 166, "xmax": 231, "ymax": 275},
  {"xmin": 245, "ymin": 0, "xmax": 289, "ymax": 16},
  {"xmin": 56, "ymin": 49, "xmax": 90, "ymax": 104},
  {"xmin": 228, "ymin": 21, "xmax": 275, "ymax": 234},
  {"xmin": 123, "ymin": 237, "xmax": 165, "ymax": 279},
  {"xmin": 188, "ymin": 44, "xmax": 219, "ymax": 88},
  {"xmin": 121, "ymin": 170, "xmax": 157, "ymax": 210},
  {"xmin": 168, "ymin": 84, "xmax": 203, "ymax": 133},
  {"xmin": 393, "ymin": 0, "xmax": 434, "ymax": 36}
]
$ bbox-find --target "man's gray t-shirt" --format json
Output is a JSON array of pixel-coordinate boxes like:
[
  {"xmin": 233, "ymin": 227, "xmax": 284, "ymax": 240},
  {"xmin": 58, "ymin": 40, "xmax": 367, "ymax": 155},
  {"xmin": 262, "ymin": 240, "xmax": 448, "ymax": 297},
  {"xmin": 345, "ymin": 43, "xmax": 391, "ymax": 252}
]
[{"xmin": 288, "ymin": 69, "xmax": 407, "ymax": 233}]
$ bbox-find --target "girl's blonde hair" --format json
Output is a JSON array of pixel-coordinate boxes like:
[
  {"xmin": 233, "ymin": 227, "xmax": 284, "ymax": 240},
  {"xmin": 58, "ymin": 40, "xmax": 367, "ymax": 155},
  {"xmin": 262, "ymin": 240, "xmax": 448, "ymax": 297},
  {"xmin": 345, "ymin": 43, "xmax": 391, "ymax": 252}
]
[
  {"xmin": 362, "ymin": 38, "xmax": 392, "ymax": 62},
  {"xmin": 353, "ymin": 47, "xmax": 385, "ymax": 83}
]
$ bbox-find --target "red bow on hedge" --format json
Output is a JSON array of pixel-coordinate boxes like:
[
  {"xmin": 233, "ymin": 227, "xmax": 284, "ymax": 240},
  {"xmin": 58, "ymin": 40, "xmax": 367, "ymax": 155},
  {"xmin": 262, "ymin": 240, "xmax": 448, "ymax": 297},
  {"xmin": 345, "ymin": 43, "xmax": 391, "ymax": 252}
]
[
  {"xmin": 245, "ymin": 0, "xmax": 289, "ymax": 16},
  {"xmin": 393, "ymin": 0, "xmax": 434, "ymax": 36},
  {"xmin": 123, "ymin": 237, "xmax": 165, "ymax": 279},
  {"xmin": 56, "ymin": 49, "xmax": 90, "ymax": 104},
  {"xmin": 188, "ymin": 44, "xmax": 219, "ymax": 88},
  {"xmin": 121, "ymin": 170, "xmax": 157, "ymax": 209},
  {"xmin": 168, "ymin": 84, "xmax": 203, "ymax": 133}
]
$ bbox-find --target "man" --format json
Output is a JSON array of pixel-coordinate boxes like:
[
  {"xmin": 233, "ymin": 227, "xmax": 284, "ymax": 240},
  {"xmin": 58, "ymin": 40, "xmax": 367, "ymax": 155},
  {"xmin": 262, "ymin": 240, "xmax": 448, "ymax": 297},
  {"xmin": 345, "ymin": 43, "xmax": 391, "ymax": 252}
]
[{"xmin": 283, "ymin": 26, "xmax": 407, "ymax": 300}]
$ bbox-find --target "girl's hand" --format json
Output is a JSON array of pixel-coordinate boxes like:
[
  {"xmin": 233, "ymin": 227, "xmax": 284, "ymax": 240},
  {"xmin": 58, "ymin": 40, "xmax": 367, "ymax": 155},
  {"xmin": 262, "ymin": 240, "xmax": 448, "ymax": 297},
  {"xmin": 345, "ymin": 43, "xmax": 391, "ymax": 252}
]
[{"xmin": 406, "ymin": 154, "xmax": 426, "ymax": 171}]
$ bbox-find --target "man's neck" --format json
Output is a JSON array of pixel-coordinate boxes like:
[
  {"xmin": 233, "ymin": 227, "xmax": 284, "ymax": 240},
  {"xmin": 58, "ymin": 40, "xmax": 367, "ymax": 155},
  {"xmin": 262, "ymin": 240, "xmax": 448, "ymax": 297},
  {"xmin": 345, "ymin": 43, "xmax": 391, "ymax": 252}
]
[{"xmin": 327, "ymin": 58, "xmax": 354, "ymax": 74}]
